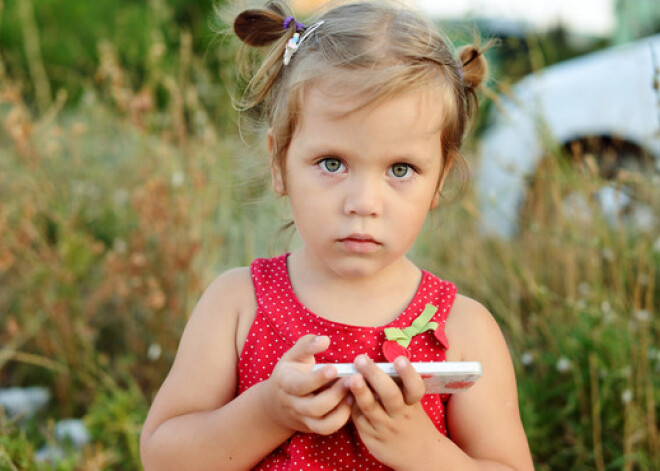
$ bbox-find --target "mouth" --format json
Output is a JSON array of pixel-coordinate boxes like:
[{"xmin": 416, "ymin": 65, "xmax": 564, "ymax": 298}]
[{"xmin": 337, "ymin": 234, "xmax": 382, "ymax": 253}]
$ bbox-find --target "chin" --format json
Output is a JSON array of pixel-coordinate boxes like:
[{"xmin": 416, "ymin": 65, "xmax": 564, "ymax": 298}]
[{"xmin": 328, "ymin": 256, "xmax": 390, "ymax": 279}]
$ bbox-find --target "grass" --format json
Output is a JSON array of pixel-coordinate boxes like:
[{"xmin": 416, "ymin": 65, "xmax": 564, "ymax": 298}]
[
  {"xmin": 415, "ymin": 150, "xmax": 660, "ymax": 470},
  {"xmin": 1, "ymin": 1, "xmax": 659, "ymax": 469}
]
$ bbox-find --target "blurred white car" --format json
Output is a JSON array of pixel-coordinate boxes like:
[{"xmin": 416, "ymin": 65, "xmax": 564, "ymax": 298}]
[{"xmin": 477, "ymin": 34, "xmax": 660, "ymax": 237}]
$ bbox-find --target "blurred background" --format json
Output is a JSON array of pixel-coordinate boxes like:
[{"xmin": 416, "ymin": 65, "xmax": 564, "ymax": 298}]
[{"xmin": 0, "ymin": 0, "xmax": 658, "ymax": 469}]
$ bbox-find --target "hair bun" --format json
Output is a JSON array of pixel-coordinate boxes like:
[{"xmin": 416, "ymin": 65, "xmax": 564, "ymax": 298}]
[
  {"xmin": 234, "ymin": 5, "xmax": 287, "ymax": 47},
  {"xmin": 458, "ymin": 45, "xmax": 488, "ymax": 89}
]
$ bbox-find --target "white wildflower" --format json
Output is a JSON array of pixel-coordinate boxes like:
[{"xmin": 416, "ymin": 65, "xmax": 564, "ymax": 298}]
[
  {"xmin": 556, "ymin": 357, "xmax": 572, "ymax": 373},
  {"xmin": 603, "ymin": 311, "xmax": 616, "ymax": 324},
  {"xmin": 621, "ymin": 389, "xmax": 633, "ymax": 404},
  {"xmin": 601, "ymin": 301, "xmax": 616, "ymax": 323},
  {"xmin": 653, "ymin": 236, "xmax": 660, "ymax": 254},
  {"xmin": 634, "ymin": 310, "xmax": 651, "ymax": 322},
  {"xmin": 171, "ymin": 171, "xmax": 185, "ymax": 187},
  {"xmin": 148, "ymin": 343, "xmax": 162, "ymax": 361},
  {"xmin": 521, "ymin": 351, "xmax": 534, "ymax": 366},
  {"xmin": 634, "ymin": 207, "xmax": 655, "ymax": 233},
  {"xmin": 113, "ymin": 238, "xmax": 127, "ymax": 254},
  {"xmin": 578, "ymin": 282, "xmax": 591, "ymax": 297}
]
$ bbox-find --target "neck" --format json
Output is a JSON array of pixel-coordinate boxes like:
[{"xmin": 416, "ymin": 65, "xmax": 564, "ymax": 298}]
[{"xmin": 286, "ymin": 250, "xmax": 423, "ymax": 327}]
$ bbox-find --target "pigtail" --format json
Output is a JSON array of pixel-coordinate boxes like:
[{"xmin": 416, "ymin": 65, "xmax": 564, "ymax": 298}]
[
  {"xmin": 459, "ymin": 45, "xmax": 488, "ymax": 89},
  {"xmin": 457, "ymin": 40, "xmax": 493, "ymax": 121},
  {"xmin": 232, "ymin": 1, "xmax": 298, "ymax": 115},
  {"xmin": 234, "ymin": 2, "xmax": 289, "ymax": 47}
]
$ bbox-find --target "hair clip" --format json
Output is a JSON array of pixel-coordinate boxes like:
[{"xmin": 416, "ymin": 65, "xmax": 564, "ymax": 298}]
[
  {"xmin": 283, "ymin": 16, "xmax": 305, "ymax": 32},
  {"xmin": 283, "ymin": 20, "xmax": 324, "ymax": 66}
]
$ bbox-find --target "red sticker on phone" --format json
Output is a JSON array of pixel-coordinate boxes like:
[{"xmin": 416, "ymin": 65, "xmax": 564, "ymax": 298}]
[{"xmin": 445, "ymin": 381, "xmax": 475, "ymax": 389}]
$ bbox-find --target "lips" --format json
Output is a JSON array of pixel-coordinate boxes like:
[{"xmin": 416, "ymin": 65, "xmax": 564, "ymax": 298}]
[{"xmin": 338, "ymin": 234, "xmax": 382, "ymax": 253}]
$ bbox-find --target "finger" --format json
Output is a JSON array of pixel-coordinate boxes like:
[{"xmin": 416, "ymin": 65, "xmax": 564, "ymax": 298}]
[
  {"xmin": 282, "ymin": 362, "xmax": 338, "ymax": 397},
  {"xmin": 281, "ymin": 334, "xmax": 330, "ymax": 364},
  {"xmin": 295, "ymin": 376, "xmax": 347, "ymax": 417},
  {"xmin": 394, "ymin": 357, "xmax": 425, "ymax": 405},
  {"xmin": 346, "ymin": 372, "xmax": 386, "ymax": 422},
  {"xmin": 350, "ymin": 400, "xmax": 376, "ymax": 436},
  {"xmin": 354, "ymin": 355, "xmax": 404, "ymax": 413},
  {"xmin": 303, "ymin": 396, "xmax": 353, "ymax": 436}
]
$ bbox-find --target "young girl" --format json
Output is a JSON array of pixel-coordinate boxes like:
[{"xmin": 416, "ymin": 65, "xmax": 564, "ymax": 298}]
[{"xmin": 141, "ymin": 1, "xmax": 533, "ymax": 469}]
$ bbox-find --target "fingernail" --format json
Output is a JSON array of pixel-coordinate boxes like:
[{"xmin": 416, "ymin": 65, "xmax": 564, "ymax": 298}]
[
  {"xmin": 395, "ymin": 357, "xmax": 408, "ymax": 369},
  {"xmin": 355, "ymin": 356, "xmax": 368, "ymax": 368},
  {"xmin": 346, "ymin": 395, "xmax": 354, "ymax": 406}
]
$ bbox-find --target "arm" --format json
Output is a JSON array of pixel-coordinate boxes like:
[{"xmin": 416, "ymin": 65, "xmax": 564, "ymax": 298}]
[
  {"xmin": 140, "ymin": 268, "xmax": 352, "ymax": 471},
  {"xmin": 442, "ymin": 297, "xmax": 533, "ymax": 470},
  {"xmin": 347, "ymin": 296, "xmax": 533, "ymax": 471}
]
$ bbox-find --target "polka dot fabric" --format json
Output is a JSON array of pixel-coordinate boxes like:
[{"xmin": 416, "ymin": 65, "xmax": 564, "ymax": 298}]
[{"xmin": 238, "ymin": 254, "xmax": 457, "ymax": 470}]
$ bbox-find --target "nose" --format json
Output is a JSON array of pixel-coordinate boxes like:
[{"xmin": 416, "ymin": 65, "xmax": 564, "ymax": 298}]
[{"xmin": 342, "ymin": 173, "xmax": 383, "ymax": 217}]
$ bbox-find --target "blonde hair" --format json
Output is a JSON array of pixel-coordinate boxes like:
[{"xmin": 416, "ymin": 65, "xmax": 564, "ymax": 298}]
[{"xmin": 230, "ymin": 0, "xmax": 490, "ymax": 190}]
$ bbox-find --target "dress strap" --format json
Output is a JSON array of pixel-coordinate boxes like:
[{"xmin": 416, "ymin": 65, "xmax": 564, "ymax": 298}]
[
  {"xmin": 250, "ymin": 254, "xmax": 288, "ymax": 309},
  {"xmin": 427, "ymin": 276, "xmax": 457, "ymax": 325}
]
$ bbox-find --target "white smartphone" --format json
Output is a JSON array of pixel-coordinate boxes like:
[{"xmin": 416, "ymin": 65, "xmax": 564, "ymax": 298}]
[{"xmin": 313, "ymin": 361, "xmax": 482, "ymax": 394}]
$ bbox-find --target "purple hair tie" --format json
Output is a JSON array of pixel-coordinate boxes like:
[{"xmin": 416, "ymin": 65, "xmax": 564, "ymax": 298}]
[{"xmin": 283, "ymin": 16, "xmax": 305, "ymax": 32}]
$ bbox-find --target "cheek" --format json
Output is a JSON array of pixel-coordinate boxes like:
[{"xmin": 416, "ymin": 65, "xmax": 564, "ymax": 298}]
[{"xmin": 398, "ymin": 189, "xmax": 436, "ymax": 229}]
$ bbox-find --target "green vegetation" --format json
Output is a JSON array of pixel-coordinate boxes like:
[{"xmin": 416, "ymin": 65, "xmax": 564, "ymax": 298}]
[{"xmin": 1, "ymin": 1, "xmax": 658, "ymax": 469}]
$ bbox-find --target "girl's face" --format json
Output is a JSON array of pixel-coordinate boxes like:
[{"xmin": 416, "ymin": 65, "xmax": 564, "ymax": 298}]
[{"xmin": 272, "ymin": 83, "xmax": 445, "ymax": 280}]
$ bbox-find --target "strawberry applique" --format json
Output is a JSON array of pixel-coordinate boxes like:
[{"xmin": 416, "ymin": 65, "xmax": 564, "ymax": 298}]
[
  {"xmin": 433, "ymin": 327, "xmax": 449, "ymax": 351},
  {"xmin": 382, "ymin": 340, "xmax": 411, "ymax": 361},
  {"xmin": 382, "ymin": 303, "xmax": 448, "ymax": 362}
]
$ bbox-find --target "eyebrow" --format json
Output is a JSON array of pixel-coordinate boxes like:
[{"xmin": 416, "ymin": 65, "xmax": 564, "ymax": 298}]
[{"xmin": 304, "ymin": 141, "xmax": 440, "ymax": 167}]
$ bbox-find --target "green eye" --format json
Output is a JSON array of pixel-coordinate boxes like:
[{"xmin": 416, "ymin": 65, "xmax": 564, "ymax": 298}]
[
  {"xmin": 390, "ymin": 163, "xmax": 411, "ymax": 178},
  {"xmin": 321, "ymin": 158, "xmax": 343, "ymax": 173}
]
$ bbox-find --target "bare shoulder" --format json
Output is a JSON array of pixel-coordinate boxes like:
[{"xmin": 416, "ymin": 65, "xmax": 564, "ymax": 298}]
[
  {"xmin": 193, "ymin": 267, "xmax": 256, "ymax": 320},
  {"xmin": 173, "ymin": 267, "xmax": 253, "ymax": 349},
  {"xmin": 142, "ymin": 266, "xmax": 257, "ymax": 439},
  {"xmin": 199, "ymin": 266, "xmax": 255, "ymax": 314},
  {"xmin": 174, "ymin": 265, "xmax": 257, "ymax": 379},
  {"xmin": 201, "ymin": 266, "xmax": 259, "ymax": 355},
  {"xmin": 445, "ymin": 294, "xmax": 505, "ymax": 362}
]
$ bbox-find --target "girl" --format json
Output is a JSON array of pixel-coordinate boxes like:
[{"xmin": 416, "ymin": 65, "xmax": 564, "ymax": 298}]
[{"xmin": 140, "ymin": 1, "xmax": 534, "ymax": 469}]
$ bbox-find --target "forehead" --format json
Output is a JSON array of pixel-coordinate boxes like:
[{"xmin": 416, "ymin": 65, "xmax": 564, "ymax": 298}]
[{"xmin": 296, "ymin": 79, "xmax": 446, "ymax": 139}]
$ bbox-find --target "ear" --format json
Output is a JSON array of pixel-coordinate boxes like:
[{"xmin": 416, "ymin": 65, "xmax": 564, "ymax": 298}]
[
  {"xmin": 267, "ymin": 129, "xmax": 286, "ymax": 196},
  {"xmin": 430, "ymin": 189, "xmax": 441, "ymax": 210},
  {"xmin": 430, "ymin": 159, "xmax": 451, "ymax": 210}
]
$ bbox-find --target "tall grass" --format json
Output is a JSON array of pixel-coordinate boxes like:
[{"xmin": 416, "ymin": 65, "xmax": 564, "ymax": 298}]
[
  {"xmin": 1, "ymin": 1, "xmax": 659, "ymax": 469},
  {"xmin": 415, "ymin": 147, "xmax": 660, "ymax": 469}
]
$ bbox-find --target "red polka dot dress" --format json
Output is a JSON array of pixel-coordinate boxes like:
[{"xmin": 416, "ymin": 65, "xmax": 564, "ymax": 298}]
[{"xmin": 238, "ymin": 254, "xmax": 457, "ymax": 470}]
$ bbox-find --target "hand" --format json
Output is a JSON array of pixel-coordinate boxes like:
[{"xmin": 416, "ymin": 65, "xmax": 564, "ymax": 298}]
[
  {"xmin": 263, "ymin": 335, "xmax": 352, "ymax": 436},
  {"xmin": 347, "ymin": 355, "xmax": 441, "ymax": 470}
]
